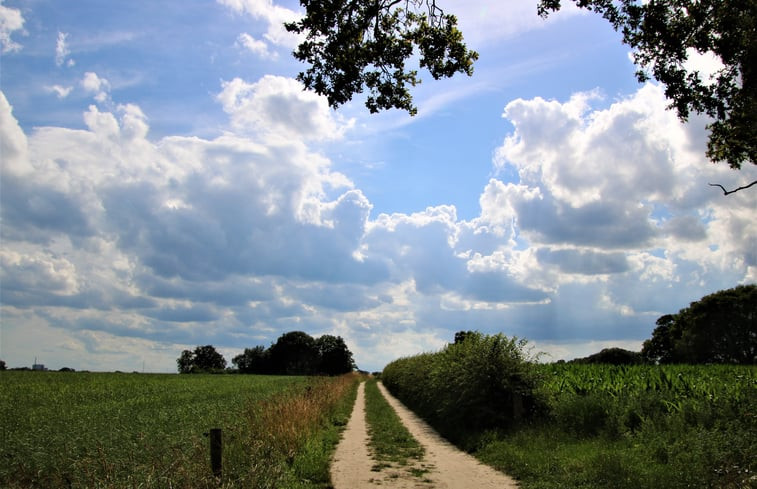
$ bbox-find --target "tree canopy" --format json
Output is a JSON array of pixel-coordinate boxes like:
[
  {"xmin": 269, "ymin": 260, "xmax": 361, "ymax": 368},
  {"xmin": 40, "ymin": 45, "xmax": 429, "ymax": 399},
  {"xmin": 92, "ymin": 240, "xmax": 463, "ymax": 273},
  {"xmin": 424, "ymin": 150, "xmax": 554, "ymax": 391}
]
[
  {"xmin": 231, "ymin": 345, "xmax": 269, "ymax": 374},
  {"xmin": 231, "ymin": 331, "xmax": 356, "ymax": 375},
  {"xmin": 570, "ymin": 347, "xmax": 644, "ymax": 365},
  {"xmin": 316, "ymin": 334, "xmax": 357, "ymax": 376},
  {"xmin": 285, "ymin": 0, "xmax": 477, "ymax": 116},
  {"xmin": 177, "ymin": 345, "xmax": 227, "ymax": 373},
  {"xmin": 287, "ymin": 0, "xmax": 755, "ymax": 185},
  {"xmin": 641, "ymin": 284, "xmax": 757, "ymax": 364}
]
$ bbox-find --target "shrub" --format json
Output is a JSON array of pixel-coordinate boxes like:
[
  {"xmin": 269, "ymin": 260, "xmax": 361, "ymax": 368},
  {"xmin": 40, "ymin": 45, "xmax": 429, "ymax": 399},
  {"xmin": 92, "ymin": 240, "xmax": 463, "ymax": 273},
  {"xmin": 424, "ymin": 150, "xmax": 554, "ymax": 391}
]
[{"xmin": 382, "ymin": 332, "xmax": 543, "ymax": 441}]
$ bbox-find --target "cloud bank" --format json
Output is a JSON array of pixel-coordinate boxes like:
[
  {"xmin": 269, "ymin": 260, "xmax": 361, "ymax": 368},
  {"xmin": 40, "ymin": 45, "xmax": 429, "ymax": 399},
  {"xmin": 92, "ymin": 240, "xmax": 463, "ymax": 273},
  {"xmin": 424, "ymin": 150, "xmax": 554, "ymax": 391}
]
[{"xmin": 1, "ymin": 68, "xmax": 754, "ymax": 371}]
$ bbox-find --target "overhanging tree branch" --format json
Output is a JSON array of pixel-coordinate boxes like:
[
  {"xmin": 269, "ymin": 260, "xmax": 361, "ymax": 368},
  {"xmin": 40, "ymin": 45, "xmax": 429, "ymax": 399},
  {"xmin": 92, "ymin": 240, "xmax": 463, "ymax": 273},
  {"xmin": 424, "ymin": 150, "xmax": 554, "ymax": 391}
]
[{"xmin": 708, "ymin": 180, "xmax": 757, "ymax": 195}]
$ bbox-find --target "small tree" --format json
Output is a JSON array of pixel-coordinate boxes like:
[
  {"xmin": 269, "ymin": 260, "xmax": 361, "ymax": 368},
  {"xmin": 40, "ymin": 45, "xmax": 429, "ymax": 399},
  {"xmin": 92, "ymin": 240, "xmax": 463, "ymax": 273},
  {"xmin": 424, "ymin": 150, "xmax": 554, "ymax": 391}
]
[
  {"xmin": 268, "ymin": 331, "xmax": 319, "ymax": 375},
  {"xmin": 316, "ymin": 335, "xmax": 355, "ymax": 375},
  {"xmin": 176, "ymin": 345, "xmax": 227, "ymax": 373},
  {"xmin": 0, "ymin": 359, "xmax": 6, "ymax": 371},
  {"xmin": 232, "ymin": 346, "xmax": 270, "ymax": 374}
]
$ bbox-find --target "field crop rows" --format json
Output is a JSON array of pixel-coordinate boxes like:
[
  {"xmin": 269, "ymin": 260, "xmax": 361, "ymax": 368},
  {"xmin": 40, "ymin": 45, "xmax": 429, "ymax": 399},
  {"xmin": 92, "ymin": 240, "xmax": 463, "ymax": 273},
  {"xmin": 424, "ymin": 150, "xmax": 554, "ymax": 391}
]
[
  {"xmin": 485, "ymin": 364, "xmax": 757, "ymax": 489},
  {"xmin": 540, "ymin": 363, "xmax": 755, "ymax": 402},
  {"xmin": 0, "ymin": 371, "xmax": 358, "ymax": 489}
]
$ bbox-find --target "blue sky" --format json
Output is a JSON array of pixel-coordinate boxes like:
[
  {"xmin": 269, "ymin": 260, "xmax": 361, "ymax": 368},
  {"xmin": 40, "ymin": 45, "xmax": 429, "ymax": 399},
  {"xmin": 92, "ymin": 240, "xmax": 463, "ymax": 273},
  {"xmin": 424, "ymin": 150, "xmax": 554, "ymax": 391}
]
[{"xmin": 1, "ymin": 0, "xmax": 755, "ymax": 372}]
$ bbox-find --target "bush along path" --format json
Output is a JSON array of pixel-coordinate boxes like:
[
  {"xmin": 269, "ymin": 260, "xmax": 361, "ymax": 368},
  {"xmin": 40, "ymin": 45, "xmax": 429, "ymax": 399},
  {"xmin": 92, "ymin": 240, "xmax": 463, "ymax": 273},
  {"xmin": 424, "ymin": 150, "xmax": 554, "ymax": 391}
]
[{"xmin": 330, "ymin": 380, "xmax": 518, "ymax": 488}]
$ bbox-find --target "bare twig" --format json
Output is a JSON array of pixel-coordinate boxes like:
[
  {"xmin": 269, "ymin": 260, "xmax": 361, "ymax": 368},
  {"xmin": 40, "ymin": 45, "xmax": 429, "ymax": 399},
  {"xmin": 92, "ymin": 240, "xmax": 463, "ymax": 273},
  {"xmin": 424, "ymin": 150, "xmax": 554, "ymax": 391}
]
[{"xmin": 708, "ymin": 180, "xmax": 757, "ymax": 195}]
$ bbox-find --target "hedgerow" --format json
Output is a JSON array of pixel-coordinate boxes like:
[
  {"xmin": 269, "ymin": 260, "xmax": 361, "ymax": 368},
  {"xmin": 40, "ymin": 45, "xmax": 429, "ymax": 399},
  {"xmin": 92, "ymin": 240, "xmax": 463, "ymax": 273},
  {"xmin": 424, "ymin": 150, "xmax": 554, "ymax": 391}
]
[{"xmin": 381, "ymin": 332, "xmax": 544, "ymax": 442}]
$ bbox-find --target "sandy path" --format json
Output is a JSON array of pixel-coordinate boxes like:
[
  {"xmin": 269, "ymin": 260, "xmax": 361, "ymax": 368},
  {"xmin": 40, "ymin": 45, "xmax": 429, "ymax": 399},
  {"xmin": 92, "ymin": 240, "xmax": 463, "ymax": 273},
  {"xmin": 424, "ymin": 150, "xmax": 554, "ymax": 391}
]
[
  {"xmin": 330, "ymin": 381, "xmax": 519, "ymax": 489},
  {"xmin": 330, "ymin": 382, "xmax": 377, "ymax": 488}
]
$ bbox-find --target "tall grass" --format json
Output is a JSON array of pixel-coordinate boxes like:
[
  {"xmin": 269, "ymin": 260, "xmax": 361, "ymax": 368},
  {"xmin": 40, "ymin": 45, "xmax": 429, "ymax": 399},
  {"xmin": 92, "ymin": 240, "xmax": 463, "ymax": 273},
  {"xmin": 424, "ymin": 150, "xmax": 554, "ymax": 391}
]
[
  {"xmin": 0, "ymin": 371, "xmax": 359, "ymax": 489},
  {"xmin": 244, "ymin": 373, "xmax": 360, "ymax": 488}
]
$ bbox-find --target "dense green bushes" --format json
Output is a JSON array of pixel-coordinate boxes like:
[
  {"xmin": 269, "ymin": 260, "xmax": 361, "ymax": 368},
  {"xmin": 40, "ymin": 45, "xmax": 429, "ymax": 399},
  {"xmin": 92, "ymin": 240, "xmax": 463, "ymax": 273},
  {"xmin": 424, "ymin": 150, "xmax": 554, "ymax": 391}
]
[{"xmin": 382, "ymin": 332, "xmax": 543, "ymax": 441}]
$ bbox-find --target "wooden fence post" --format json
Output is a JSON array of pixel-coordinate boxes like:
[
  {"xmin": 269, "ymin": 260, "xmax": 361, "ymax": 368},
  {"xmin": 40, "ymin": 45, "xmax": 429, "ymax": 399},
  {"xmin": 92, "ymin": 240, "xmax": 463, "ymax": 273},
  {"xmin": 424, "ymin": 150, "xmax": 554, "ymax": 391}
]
[{"xmin": 209, "ymin": 428, "xmax": 222, "ymax": 481}]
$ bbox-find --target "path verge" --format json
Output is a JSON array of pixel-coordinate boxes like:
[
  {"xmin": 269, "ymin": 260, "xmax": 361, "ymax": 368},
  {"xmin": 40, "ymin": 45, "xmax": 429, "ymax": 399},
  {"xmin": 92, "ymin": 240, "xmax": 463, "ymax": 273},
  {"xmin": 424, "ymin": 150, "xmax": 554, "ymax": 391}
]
[
  {"xmin": 376, "ymin": 382, "xmax": 519, "ymax": 489},
  {"xmin": 330, "ymin": 380, "xmax": 519, "ymax": 488}
]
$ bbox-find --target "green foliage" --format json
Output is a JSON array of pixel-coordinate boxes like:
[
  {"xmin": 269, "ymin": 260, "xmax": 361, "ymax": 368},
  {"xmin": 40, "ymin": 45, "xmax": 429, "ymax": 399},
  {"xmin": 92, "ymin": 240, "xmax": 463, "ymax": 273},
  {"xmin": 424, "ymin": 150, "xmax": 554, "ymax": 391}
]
[
  {"xmin": 570, "ymin": 347, "xmax": 643, "ymax": 365},
  {"xmin": 232, "ymin": 345, "xmax": 269, "ymax": 373},
  {"xmin": 476, "ymin": 363, "xmax": 757, "ymax": 488},
  {"xmin": 539, "ymin": 0, "xmax": 756, "ymax": 171},
  {"xmin": 381, "ymin": 335, "xmax": 755, "ymax": 488},
  {"xmin": 269, "ymin": 331, "xmax": 320, "ymax": 375},
  {"xmin": 290, "ymin": 0, "xmax": 755, "ymax": 177},
  {"xmin": 315, "ymin": 334, "xmax": 356, "ymax": 376},
  {"xmin": 285, "ymin": 0, "xmax": 478, "ymax": 115},
  {"xmin": 177, "ymin": 344, "xmax": 227, "ymax": 373},
  {"xmin": 641, "ymin": 284, "xmax": 757, "ymax": 364},
  {"xmin": 234, "ymin": 331, "xmax": 357, "ymax": 376},
  {"xmin": 382, "ymin": 332, "xmax": 543, "ymax": 442},
  {"xmin": 364, "ymin": 379, "xmax": 424, "ymax": 469}
]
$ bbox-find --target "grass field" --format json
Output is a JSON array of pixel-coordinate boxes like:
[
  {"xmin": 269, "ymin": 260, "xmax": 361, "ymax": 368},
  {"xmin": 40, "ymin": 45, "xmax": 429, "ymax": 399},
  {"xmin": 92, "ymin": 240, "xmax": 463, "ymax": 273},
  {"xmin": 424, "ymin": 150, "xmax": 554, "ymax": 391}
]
[{"xmin": 0, "ymin": 371, "xmax": 358, "ymax": 489}]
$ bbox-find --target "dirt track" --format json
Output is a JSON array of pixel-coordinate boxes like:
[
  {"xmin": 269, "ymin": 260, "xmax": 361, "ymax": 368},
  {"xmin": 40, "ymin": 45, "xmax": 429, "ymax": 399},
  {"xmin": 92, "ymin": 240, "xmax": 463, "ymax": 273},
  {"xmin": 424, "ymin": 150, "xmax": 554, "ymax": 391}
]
[{"xmin": 330, "ymin": 382, "xmax": 519, "ymax": 489}]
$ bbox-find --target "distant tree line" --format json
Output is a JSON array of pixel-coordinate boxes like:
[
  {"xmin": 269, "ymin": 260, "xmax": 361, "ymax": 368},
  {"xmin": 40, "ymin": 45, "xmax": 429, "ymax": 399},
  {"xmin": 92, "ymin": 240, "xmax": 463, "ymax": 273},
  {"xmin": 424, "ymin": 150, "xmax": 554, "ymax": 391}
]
[
  {"xmin": 177, "ymin": 331, "xmax": 356, "ymax": 375},
  {"xmin": 568, "ymin": 348, "xmax": 644, "ymax": 365},
  {"xmin": 565, "ymin": 284, "xmax": 756, "ymax": 365}
]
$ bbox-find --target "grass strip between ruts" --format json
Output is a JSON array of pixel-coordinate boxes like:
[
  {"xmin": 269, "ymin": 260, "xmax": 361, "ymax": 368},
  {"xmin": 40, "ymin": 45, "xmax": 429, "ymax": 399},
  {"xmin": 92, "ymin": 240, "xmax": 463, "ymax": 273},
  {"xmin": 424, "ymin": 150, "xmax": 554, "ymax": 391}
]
[{"xmin": 363, "ymin": 378, "xmax": 425, "ymax": 472}]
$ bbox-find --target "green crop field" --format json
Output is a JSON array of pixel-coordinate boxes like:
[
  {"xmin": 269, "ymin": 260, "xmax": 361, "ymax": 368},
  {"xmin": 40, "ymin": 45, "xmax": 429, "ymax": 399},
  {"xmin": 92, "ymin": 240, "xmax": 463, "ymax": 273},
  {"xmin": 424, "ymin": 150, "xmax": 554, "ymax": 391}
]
[
  {"xmin": 0, "ymin": 371, "xmax": 355, "ymax": 489},
  {"xmin": 382, "ymin": 334, "xmax": 757, "ymax": 489},
  {"xmin": 484, "ymin": 364, "xmax": 757, "ymax": 489}
]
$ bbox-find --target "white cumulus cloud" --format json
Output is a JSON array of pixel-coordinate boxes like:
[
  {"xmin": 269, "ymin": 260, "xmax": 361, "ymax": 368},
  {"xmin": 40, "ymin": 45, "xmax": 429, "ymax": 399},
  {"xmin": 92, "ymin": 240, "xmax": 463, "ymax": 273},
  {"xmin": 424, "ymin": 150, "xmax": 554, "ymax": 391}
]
[
  {"xmin": 218, "ymin": 0, "xmax": 301, "ymax": 49},
  {"xmin": 81, "ymin": 72, "xmax": 111, "ymax": 103},
  {"xmin": 217, "ymin": 75, "xmax": 354, "ymax": 141},
  {"xmin": 236, "ymin": 32, "xmax": 276, "ymax": 59},
  {"xmin": 0, "ymin": 0, "xmax": 24, "ymax": 53},
  {"xmin": 46, "ymin": 85, "xmax": 73, "ymax": 99}
]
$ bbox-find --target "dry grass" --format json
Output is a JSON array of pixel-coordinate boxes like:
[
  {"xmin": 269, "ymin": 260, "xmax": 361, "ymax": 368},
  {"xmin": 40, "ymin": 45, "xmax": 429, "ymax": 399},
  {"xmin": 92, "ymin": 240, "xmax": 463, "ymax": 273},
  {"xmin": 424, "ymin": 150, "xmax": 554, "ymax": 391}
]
[{"xmin": 243, "ymin": 373, "xmax": 360, "ymax": 486}]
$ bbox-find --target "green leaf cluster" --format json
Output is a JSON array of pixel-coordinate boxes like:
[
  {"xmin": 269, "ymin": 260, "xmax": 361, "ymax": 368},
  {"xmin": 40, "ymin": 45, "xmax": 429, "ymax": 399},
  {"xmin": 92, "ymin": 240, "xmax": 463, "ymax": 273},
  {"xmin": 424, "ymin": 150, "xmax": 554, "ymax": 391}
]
[
  {"xmin": 177, "ymin": 344, "xmax": 227, "ymax": 373},
  {"xmin": 286, "ymin": 0, "xmax": 478, "ymax": 115},
  {"xmin": 540, "ymin": 0, "xmax": 756, "ymax": 170},
  {"xmin": 290, "ymin": 0, "xmax": 755, "ymax": 180}
]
